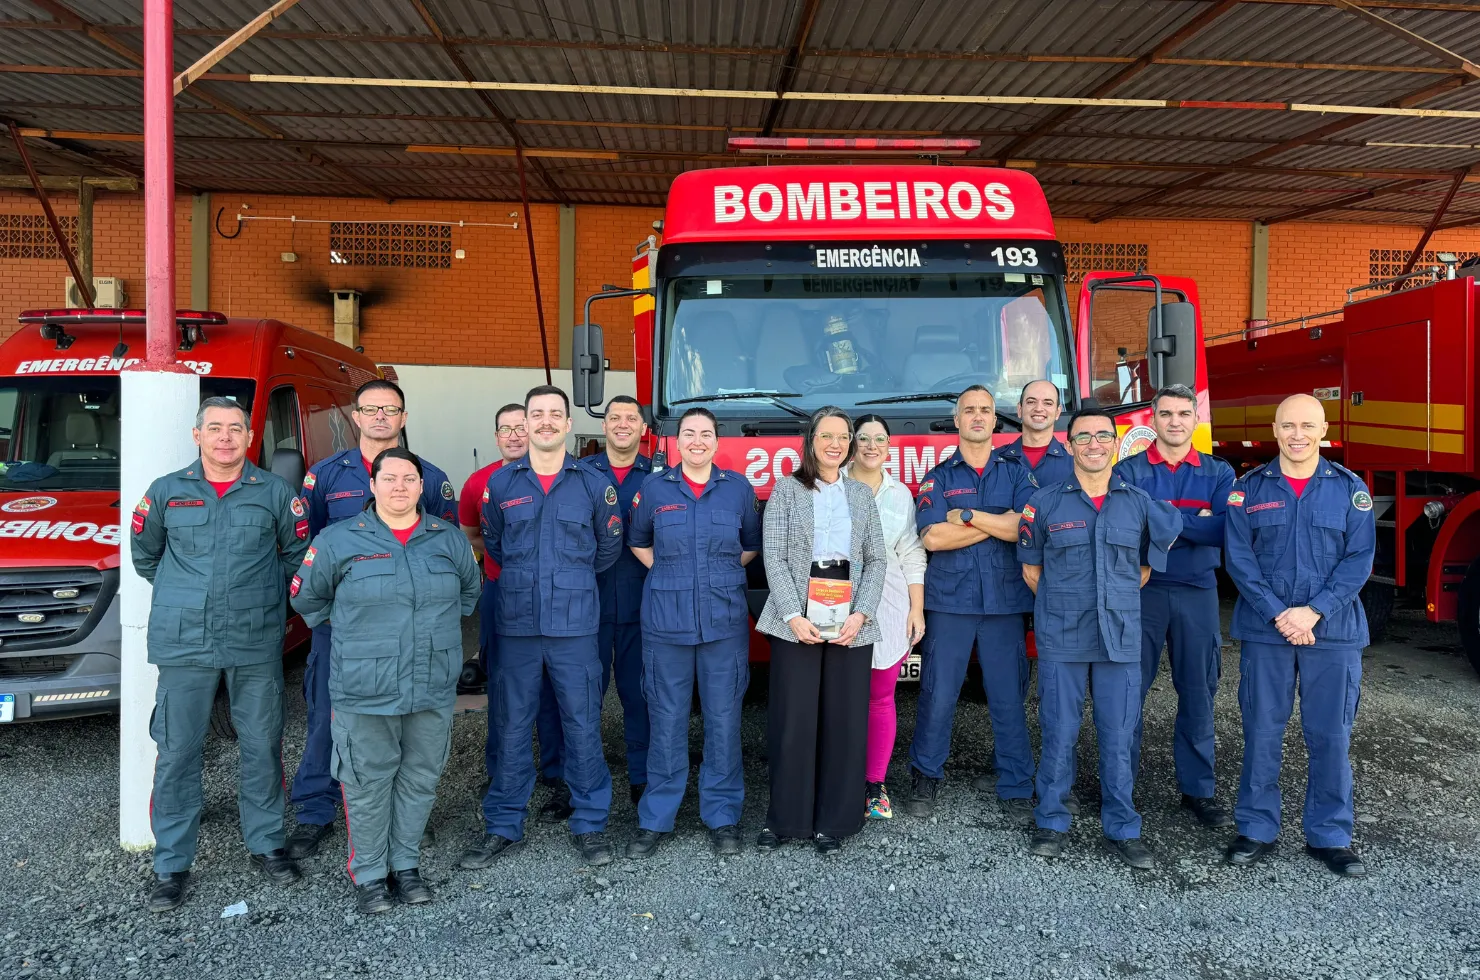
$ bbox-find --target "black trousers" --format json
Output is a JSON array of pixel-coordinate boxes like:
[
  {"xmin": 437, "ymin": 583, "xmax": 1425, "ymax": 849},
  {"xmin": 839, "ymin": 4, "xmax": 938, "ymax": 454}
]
[{"xmin": 765, "ymin": 635, "xmax": 872, "ymax": 839}]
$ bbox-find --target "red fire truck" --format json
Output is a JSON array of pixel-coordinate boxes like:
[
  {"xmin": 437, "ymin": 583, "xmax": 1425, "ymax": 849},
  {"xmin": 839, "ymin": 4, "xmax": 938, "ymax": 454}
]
[
  {"xmin": 571, "ymin": 146, "xmax": 1212, "ymax": 667},
  {"xmin": 1207, "ymin": 259, "xmax": 1480, "ymax": 674},
  {"xmin": 0, "ymin": 308, "xmax": 384, "ymax": 722}
]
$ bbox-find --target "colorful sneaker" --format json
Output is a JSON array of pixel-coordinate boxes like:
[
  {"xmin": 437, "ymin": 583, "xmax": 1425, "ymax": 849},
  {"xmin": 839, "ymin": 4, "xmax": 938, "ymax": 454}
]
[{"xmin": 866, "ymin": 782, "xmax": 893, "ymax": 820}]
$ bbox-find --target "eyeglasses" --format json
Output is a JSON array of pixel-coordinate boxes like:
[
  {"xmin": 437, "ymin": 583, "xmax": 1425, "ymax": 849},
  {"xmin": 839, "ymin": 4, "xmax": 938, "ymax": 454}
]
[
  {"xmin": 815, "ymin": 433, "xmax": 851, "ymax": 446},
  {"xmin": 1068, "ymin": 431, "xmax": 1117, "ymax": 446},
  {"xmin": 855, "ymin": 434, "xmax": 889, "ymax": 447},
  {"xmin": 356, "ymin": 404, "xmax": 404, "ymax": 417},
  {"xmin": 497, "ymin": 425, "xmax": 527, "ymax": 437}
]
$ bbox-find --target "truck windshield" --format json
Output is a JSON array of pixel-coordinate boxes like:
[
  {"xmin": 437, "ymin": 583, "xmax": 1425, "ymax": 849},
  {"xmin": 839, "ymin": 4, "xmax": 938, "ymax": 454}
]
[
  {"xmin": 660, "ymin": 273, "xmax": 1071, "ymax": 419},
  {"xmin": 0, "ymin": 377, "xmax": 255, "ymax": 491}
]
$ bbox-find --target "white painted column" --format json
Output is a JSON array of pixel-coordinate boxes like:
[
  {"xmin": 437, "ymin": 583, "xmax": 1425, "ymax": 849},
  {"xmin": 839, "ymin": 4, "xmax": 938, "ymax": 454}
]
[{"xmin": 118, "ymin": 370, "xmax": 199, "ymax": 850}]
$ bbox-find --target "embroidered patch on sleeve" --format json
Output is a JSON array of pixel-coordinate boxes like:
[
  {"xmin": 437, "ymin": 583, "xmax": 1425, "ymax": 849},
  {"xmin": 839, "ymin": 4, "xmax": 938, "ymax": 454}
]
[
  {"xmin": 916, "ymin": 495, "xmax": 932, "ymax": 511},
  {"xmin": 1021, "ymin": 503, "xmax": 1035, "ymax": 523},
  {"xmin": 289, "ymin": 574, "xmax": 302, "ymax": 597},
  {"xmin": 441, "ymin": 480, "xmax": 455, "ymax": 501},
  {"xmin": 632, "ymin": 491, "xmax": 641, "ymax": 509},
  {"xmin": 607, "ymin": 514, "xmax": 623, "ymax": 536},
  {"xmin": 303, "ymin": 546, "xmax": 316, "ymax": 567},
  {"xmin": 482, "ymin": 486, "xmax": 490, "ymax": 504},
  {"xmin": 1352, "ymin": 490, "xmax": 1373, "ymax": 512},
  {"xmin": 605, "ymin": 485, "xmax": 618, "ymax": 506},
  {"xmin": 290, "ymin": 496, "xmax": 306, "ymax": 518},
  {"xmin": 1227, "ymin": 490, "xmax": 1245, "ymax": 507},
  {"xmin": 295, "ymin": 519, "xmax": 309, "ymax": 540},
  {"xmin": 301, "ymin": 472, "xmax": 316, "ymax": 492},
  {"xmin": 919, "ymin": 479, "xmax": 934, "ymax": 494}
]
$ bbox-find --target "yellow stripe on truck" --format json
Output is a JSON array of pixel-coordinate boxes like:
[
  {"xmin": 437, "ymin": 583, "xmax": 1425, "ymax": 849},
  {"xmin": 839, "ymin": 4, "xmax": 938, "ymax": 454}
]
[
  {"xmin": 1348, "ymin": 399, "xmax": 1465, "ymax": 431},
  {"xmin": 1348, "ymin": 424, "xmax": 1464, "ymax": 456}
]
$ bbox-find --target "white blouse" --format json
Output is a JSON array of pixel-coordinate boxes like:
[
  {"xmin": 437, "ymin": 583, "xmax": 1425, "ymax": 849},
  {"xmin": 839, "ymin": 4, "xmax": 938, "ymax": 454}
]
[
  {"xmin": 845, "ymin": 465, "xmax": 926, "ymax": 669},
  {"xmin": 811, "ymin": 476, "xmax": 852, "ymax": 561}
]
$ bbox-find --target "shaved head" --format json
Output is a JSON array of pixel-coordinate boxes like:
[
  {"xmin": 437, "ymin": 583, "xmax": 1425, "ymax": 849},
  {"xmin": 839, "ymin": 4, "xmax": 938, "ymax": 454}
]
[
  {"xmin": 1020, "ymin": 379, "xmax": 1058, "ymax": 405},
  {"xmin": 1273, "ymin": 393, "xmax": 1328, "ymax": 468}
]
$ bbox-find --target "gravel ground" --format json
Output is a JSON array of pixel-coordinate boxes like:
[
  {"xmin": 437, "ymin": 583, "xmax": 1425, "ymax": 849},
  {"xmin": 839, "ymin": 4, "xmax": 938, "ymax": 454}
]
[{"xmin": 3, "ymin": 601, "xmax": 1478, "ymax": 980}]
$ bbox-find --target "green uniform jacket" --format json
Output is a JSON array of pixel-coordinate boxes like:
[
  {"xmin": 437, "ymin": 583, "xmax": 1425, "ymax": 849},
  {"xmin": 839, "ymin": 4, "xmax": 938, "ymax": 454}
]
[
  {"xmin": 289, "ymin": 508, "xmax": 481, "ymax": 715},
  {"xmin": 130, "ymin": 458, "xmax": 309, "ymax": 668}
]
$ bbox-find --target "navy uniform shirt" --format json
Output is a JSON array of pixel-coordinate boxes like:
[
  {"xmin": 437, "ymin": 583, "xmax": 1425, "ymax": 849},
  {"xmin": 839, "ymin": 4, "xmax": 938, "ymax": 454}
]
[
  {"xmin": 627, "ymin": 467, "xmax": 762, "ymax": 645},
  {"xmin": 1114, "ymin": 444, "xmax": 1236, "ymax": 589},
  {"xmin": 1224, "ymin": 458, "xmax": 1375, "ymax": 649},
  {"xmin": 1016, "ymin": 477, "xmax": 1182, "ymax": 663},
  {"xmin": 480, "ymin": 453, "xmax": 623, "ymax": 637},
  {"xmin": 579, "ymin": 451, "xmax": 653, "ymax": 625},
  {"xmin": 302, "ymin": 447, "xmax": 457, "ymax": 537},
  {"xmin": 996, "ymin": 435, "xmax": 1075, "ymax": 490},
  {"xmin": 915, "ymin": 449, "xmax": 1038, "ymax": 615},
  {"xmin": 290, "ymin": 509, "xmax": 481, "ymax": 715}
]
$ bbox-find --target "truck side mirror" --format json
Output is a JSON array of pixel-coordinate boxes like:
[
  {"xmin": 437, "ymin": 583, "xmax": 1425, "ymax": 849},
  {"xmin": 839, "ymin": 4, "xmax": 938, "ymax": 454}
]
[
  {"xmin": 1147, "ymin": 301, "xmax": 1197, "ymax": 390},
  {"xmin": 270, "ymin": 448, "xmax": 306, "ymax": 491},
  {"xmin": 572, "ymin": 321, "xmax": 605, "ymax": 409}
]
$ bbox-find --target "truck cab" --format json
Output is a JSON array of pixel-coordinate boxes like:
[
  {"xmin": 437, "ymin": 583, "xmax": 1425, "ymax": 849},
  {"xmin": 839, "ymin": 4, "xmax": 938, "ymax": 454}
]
[{"xmin": 0, "ymin": 308, "xmax": 383, "ymax": 722}]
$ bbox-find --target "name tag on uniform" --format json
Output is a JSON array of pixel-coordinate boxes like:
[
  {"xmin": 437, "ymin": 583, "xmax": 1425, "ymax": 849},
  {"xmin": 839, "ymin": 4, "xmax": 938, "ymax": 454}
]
[{"xmin": 807, "ymin": 578, "xmax": 853, "ymax": 641}]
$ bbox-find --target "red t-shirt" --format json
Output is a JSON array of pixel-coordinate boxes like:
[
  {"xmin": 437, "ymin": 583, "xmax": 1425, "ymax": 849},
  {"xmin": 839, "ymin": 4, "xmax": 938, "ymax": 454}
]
[
  {"xmin": 207, "ymin": 479, "xmax": 234, "ymax": 498},
  {"xmin": 975, "ymin": 465, "xmax": 986, "ymax": 477},
  {"xmin": 362, "ymin": 454, "xmax": 373, "ymax": 478},
  {"xmin": 683, "ymin": 474, "xmax": 707, "ymax": 498},
  {"xmin": 459, "ymin": 459, "xmax": 506, "ymax": 578},
  {"xmin": 1021, "ymin": 444, "xmax": 1049, "ymax": 468},
  {"xmin": 1287, "ymin": 476, "xmax": 1311, "ymax": 498},
  {"xmin": 1090, "ymin": 494, "xmax": 1106, "ymax": 511},
  {"xmin": 391, "ymin": 519, "xmax": 419, "ymax": 546},
  {"xmin": 611, "ymin": 464, "xmax": 633, "ymax": 485},
  {"xmin": 537, "ymin": 472, "xmax": 558, "ymax": 494}
]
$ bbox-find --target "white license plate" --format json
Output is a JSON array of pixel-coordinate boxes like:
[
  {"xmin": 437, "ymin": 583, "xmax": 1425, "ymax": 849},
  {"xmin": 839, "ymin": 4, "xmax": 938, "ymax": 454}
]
[
  {"xmin": 0, "ymin": 694, "xmax": 14, "ymax": 723},
  {"xmin": 897, "ymin": 653, "xmax": 921, "ymax": 682}
]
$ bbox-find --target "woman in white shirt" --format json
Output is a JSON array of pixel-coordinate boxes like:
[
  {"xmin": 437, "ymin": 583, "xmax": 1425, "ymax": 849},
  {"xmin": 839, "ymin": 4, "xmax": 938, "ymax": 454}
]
[{"xmin": 845, "ymin": 415, "xmax": 926, "ymax": 819}]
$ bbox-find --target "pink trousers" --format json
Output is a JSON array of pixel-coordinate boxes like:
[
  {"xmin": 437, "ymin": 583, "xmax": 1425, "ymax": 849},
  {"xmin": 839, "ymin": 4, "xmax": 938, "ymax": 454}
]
[{"xmin": 866, "ymin": 664, "xmax": 900, "ymax": 784}]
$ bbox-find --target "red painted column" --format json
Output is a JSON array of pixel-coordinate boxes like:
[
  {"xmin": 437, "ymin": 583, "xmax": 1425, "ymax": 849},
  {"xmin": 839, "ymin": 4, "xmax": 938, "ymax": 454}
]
[{"xmin": 143, "ymin": 0, "xmax": 177, "ymax": 368}]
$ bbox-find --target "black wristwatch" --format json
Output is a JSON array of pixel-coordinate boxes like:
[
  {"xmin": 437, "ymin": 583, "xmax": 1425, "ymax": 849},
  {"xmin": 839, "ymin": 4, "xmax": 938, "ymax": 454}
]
[{"xmin": 960, "ymin": 509, "xmax": 975, "ymax": 524}]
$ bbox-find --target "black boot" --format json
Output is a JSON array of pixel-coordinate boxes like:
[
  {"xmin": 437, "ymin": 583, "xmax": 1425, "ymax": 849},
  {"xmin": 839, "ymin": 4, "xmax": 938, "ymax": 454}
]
[
  {"xmin": 1104, "ymin": 837, "xmax": 1155, "ymax": 870},
  {"xmin": 355, "ymin": 879, "xmax": 394, "ymax": 915},
  {"xmin": 458, "ymin": 833, "xmax": 521, "ymax": 870},
  {"xmin": 1306, "ymin": 845, "xmax": 1367, "ymax": 878},
  {"xmin": 538, "ymin": 782, "xmax": 575, "ymax": 824},
  {"xmin": 147, "ymin": 871, "xmax": 189, "ymax": 913},
  {"xmin": 1029, "ymin": 828, "xmax": 1064, "ymax": 859},
  {"xmin": 572, "ymin": 831, "xmax": 614, "ymax": 866},
  {"xmin": 904, "ymin": 768, "xmax": 941, "ymax": 819},
  {"xmin": 285, "ymin": 822, "xmax": 335, "ymax": 860},
  {"xmin": 250, "ymin": 848, "xmax": 303, "ymax": 885},
  {"xmin": 709, "ymin": 824, "xmax": 742, "ymax": 857},
  {"xmin": 1225, "ymin": 835, "xmax": 1276, "ymax": 867},
  {"xmin": 625, "ymin": 829, "xmax": 668, "ymax": 860},
  {"xmin": 1181, "ymin": 795, "xmax": 1235, "ymax": 828},
  {"xmin": 389, "ymin": 867, "xmax": 435, "ymax": 904}
]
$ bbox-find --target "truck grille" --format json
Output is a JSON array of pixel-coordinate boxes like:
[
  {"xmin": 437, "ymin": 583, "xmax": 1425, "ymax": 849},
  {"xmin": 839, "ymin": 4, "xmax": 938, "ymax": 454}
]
[
  {"xmin": 0, "ymin": 568, "xmax": 107, "ymax": 650},
  {"xmin": 0, "ymin": 654, "xmax": 77, "ymax": 677}
]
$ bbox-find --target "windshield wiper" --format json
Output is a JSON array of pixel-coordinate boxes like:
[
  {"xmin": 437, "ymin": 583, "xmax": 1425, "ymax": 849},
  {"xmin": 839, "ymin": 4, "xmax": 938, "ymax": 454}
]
[
  {"xmin": 856, "ymin": 392, "xmax": 958, "ymax": 406},
  {"xmin": 670, "ymin": 391, "xmax": 809, "ymax": 419}
]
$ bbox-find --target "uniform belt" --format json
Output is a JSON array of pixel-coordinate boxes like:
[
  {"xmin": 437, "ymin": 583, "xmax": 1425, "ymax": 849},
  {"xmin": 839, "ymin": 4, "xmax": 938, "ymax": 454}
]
[{"xmin": 810, "ymin": 559, "xmax": 850, "ymax": 578}]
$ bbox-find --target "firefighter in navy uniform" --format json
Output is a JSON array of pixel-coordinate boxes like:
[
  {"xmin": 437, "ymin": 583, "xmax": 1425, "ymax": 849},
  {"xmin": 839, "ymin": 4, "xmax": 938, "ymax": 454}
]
[
  {"xmin": 287, "ymin": 379, "xmax": 458, "ymax": 860},
  {"xmin": 994, "ymin": 379, "xmax": 1073, "ymax": 488},
  {"xmin": 1114, "ymin": 384, "xmax": 1238, "ymax": 827},
  {"xmin": 130, "ymin": 397, "xmax": 309, "ymax": 912},
  {"xmin": 535, "ymin": 395, "xmax": 652, "ymax": 819},
  {"xmin": 290, "ymin": 448, "xmax": 481, "ymax": 914},
  {"xmin": 906, "ymin": 385, "xmax": 1039, "ymax": 825},
  {"xmin": 623, "ymin": 407, "xmax": 762, "ymax": 859},
  {"xmin": 460, "ymin": 385, "xmax": 624, "ymax": 869},
  {"xmin": 1223, "ymin": 394, "xmax": 1375, "ymax": 877},
  {"xmin": 1017, "ymin": 407, "xmax": 1181, "ymax": 870}
]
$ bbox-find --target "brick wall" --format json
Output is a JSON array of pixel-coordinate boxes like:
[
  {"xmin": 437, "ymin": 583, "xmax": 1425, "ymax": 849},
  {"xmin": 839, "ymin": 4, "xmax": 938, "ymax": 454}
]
[{"xmin": 4, "ymin": 187, "xmax": 1480, "ymax": 365}]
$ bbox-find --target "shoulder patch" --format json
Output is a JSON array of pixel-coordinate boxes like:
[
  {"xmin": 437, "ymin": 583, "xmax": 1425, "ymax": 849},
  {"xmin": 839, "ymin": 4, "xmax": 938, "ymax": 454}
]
[
  {"xmin": 441, "ymin": 480, "xmax": 455, "ymax": 501},
  {"xmin": 301, "ymin": 472, "xmax": 316, "ymax": 492},
  {"xmin": 607, "ymin": 514, "xmax": 623, "ymax": 536},
  {"xmin": 919, "ymin": 479, "xmax": 934, "ymax": 494},
  {"xmin": 289, "ymin": 574, "xmax": 302, "ymax": 597},
  {"xmin": 1352, "ymin": 490, "xmax": 1373, "ymax": 512},
  {"xmin": 482, "ymin": 486, "xmax": 490, "ymax": 504},
  {"xmin": 1021, "ymin": 503, "xmax": 1035, "ymax": 523},
  {"xmin": 631, "ymin": 491, "xmax": 641, "ymax": 509},
  {"xmin": 1227, "ymin": 490, "xmax": 1245, "ymax": 507},
  {"xmin": 131, "ymin": 495, "xmax": 151, "ymax": 534},
  {"xmin": 917, "ymin": 494, "xmax": 932, "ymax": 511},
  {"xmin": 303, "ymin": 546, "xmax": 317, "ymax": 567},
  {"xmin": 605, "ymin": 484, "xmax": 618, "ymax": 506},
  {"xmin": 290, "ymin": 495, "xmax": 306, "ymax": 518}
]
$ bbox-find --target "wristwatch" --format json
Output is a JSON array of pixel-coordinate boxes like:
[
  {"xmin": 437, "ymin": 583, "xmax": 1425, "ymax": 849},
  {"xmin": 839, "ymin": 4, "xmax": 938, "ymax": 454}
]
[{"xmin": 960, "ymin": 509, "xmax": 975, "ymax": 524}]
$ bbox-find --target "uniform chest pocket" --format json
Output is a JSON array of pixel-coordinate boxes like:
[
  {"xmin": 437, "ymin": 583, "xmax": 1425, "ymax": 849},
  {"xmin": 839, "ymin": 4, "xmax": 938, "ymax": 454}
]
[
  {"xmin": 163, "ymin": 504, "xmax": 210, "ymax": 554},
  {"xmin": 653, "ymin": 508, "xmax": 691, "ymax": 560},
  {"xmin": 708, "ymin": 510, "xmax": 742, "ymax": 557},
  {"xmin": 325, "ymin": 490, "xmax": 366, "ymax": 521},
  {"xmin": 345, "ymin": 559, "xmax": 396, "ymax": 602},
  {"xmin": 1310, "ymin": 509, "xmax": 1347, "ymax": 561},
  {"xmin": 1045, "ymin": 524, "xmax": 1092, "ymax": 578},
  {"xmin": 418, "ymin": 553, "xmax": 462, "ymax": 602},
  {"xmin": 1248, "ymin": 506, "xmax": 1289, "ymax": 553},
  {"xmin": 229, "ymin": 505, "xmax": 274, "ymax": 555},
  {"xmin": 1103, "ymin": 525, "xmax": 1142, "ymax": 577},
  {"xmin": 501, "ymin": 509, "xmax": 537, "ymax": 559},
  {"xmin": 555, "ymin": 504, "xmax": 595, "ymax": 560}
]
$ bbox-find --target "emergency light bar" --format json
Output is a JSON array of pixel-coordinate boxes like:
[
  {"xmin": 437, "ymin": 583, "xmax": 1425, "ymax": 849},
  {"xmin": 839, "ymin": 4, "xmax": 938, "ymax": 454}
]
[
  {"xmin": 17, "ymin": 308, "xmax": 229, "ymax": 325},
  {"xmin": 726, "ymin": 137, "xmax": 981, "ymax": 157}
]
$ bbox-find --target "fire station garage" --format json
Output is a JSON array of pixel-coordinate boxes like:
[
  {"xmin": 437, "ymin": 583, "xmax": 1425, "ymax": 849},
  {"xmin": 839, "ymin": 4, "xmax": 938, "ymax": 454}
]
[{"xmin": 2, "ymin": 2, "xmax": 1480, "ymax": 978}]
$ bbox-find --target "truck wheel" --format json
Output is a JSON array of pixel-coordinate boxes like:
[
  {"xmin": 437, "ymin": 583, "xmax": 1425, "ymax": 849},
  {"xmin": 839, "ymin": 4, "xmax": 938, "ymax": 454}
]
[
  {"xmin": 1457, "ymin": 560, "xmax": 1480, "ymax": 679},
  {"xmin": 208, "ymin": 680, "xmax": 237, "ymax": 740},
  {"xmin": 1360, "ymin": 582, "xmax": 1394, "ymax": 644}
]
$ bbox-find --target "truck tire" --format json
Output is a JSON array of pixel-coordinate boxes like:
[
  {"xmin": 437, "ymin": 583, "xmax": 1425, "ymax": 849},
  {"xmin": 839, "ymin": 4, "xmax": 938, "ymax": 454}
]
[
  {"xmin": 1360, "ymin": 582, "xmax": 1394, "ymax": 644},
  {"xmin": 1457, "ymin": 560, "xmax": 1480, "ymax": 679},
  {"xmin": 208, "ymin": 680, "xmax": 237, "ymax": 740}
]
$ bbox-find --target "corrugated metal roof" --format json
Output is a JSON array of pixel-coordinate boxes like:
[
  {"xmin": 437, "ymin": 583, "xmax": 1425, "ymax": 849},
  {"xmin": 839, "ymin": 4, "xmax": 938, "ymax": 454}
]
[{"xmin": 2, "ymin": 0, "xmax": 1478, "ymax": 220}]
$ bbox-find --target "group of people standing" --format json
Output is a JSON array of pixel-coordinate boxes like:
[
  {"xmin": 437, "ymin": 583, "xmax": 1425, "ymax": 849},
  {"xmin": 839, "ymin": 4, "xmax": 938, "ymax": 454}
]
[{"xmin": 130, "ymin": 373, "xmax": 1374, "ymax": 917}]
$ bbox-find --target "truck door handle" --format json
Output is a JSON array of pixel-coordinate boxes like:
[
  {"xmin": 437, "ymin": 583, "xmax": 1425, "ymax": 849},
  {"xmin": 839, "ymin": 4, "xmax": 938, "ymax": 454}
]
[{"xmin": 1351, "ymin": 391, "xmax": 1364, "ymax": 406}]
